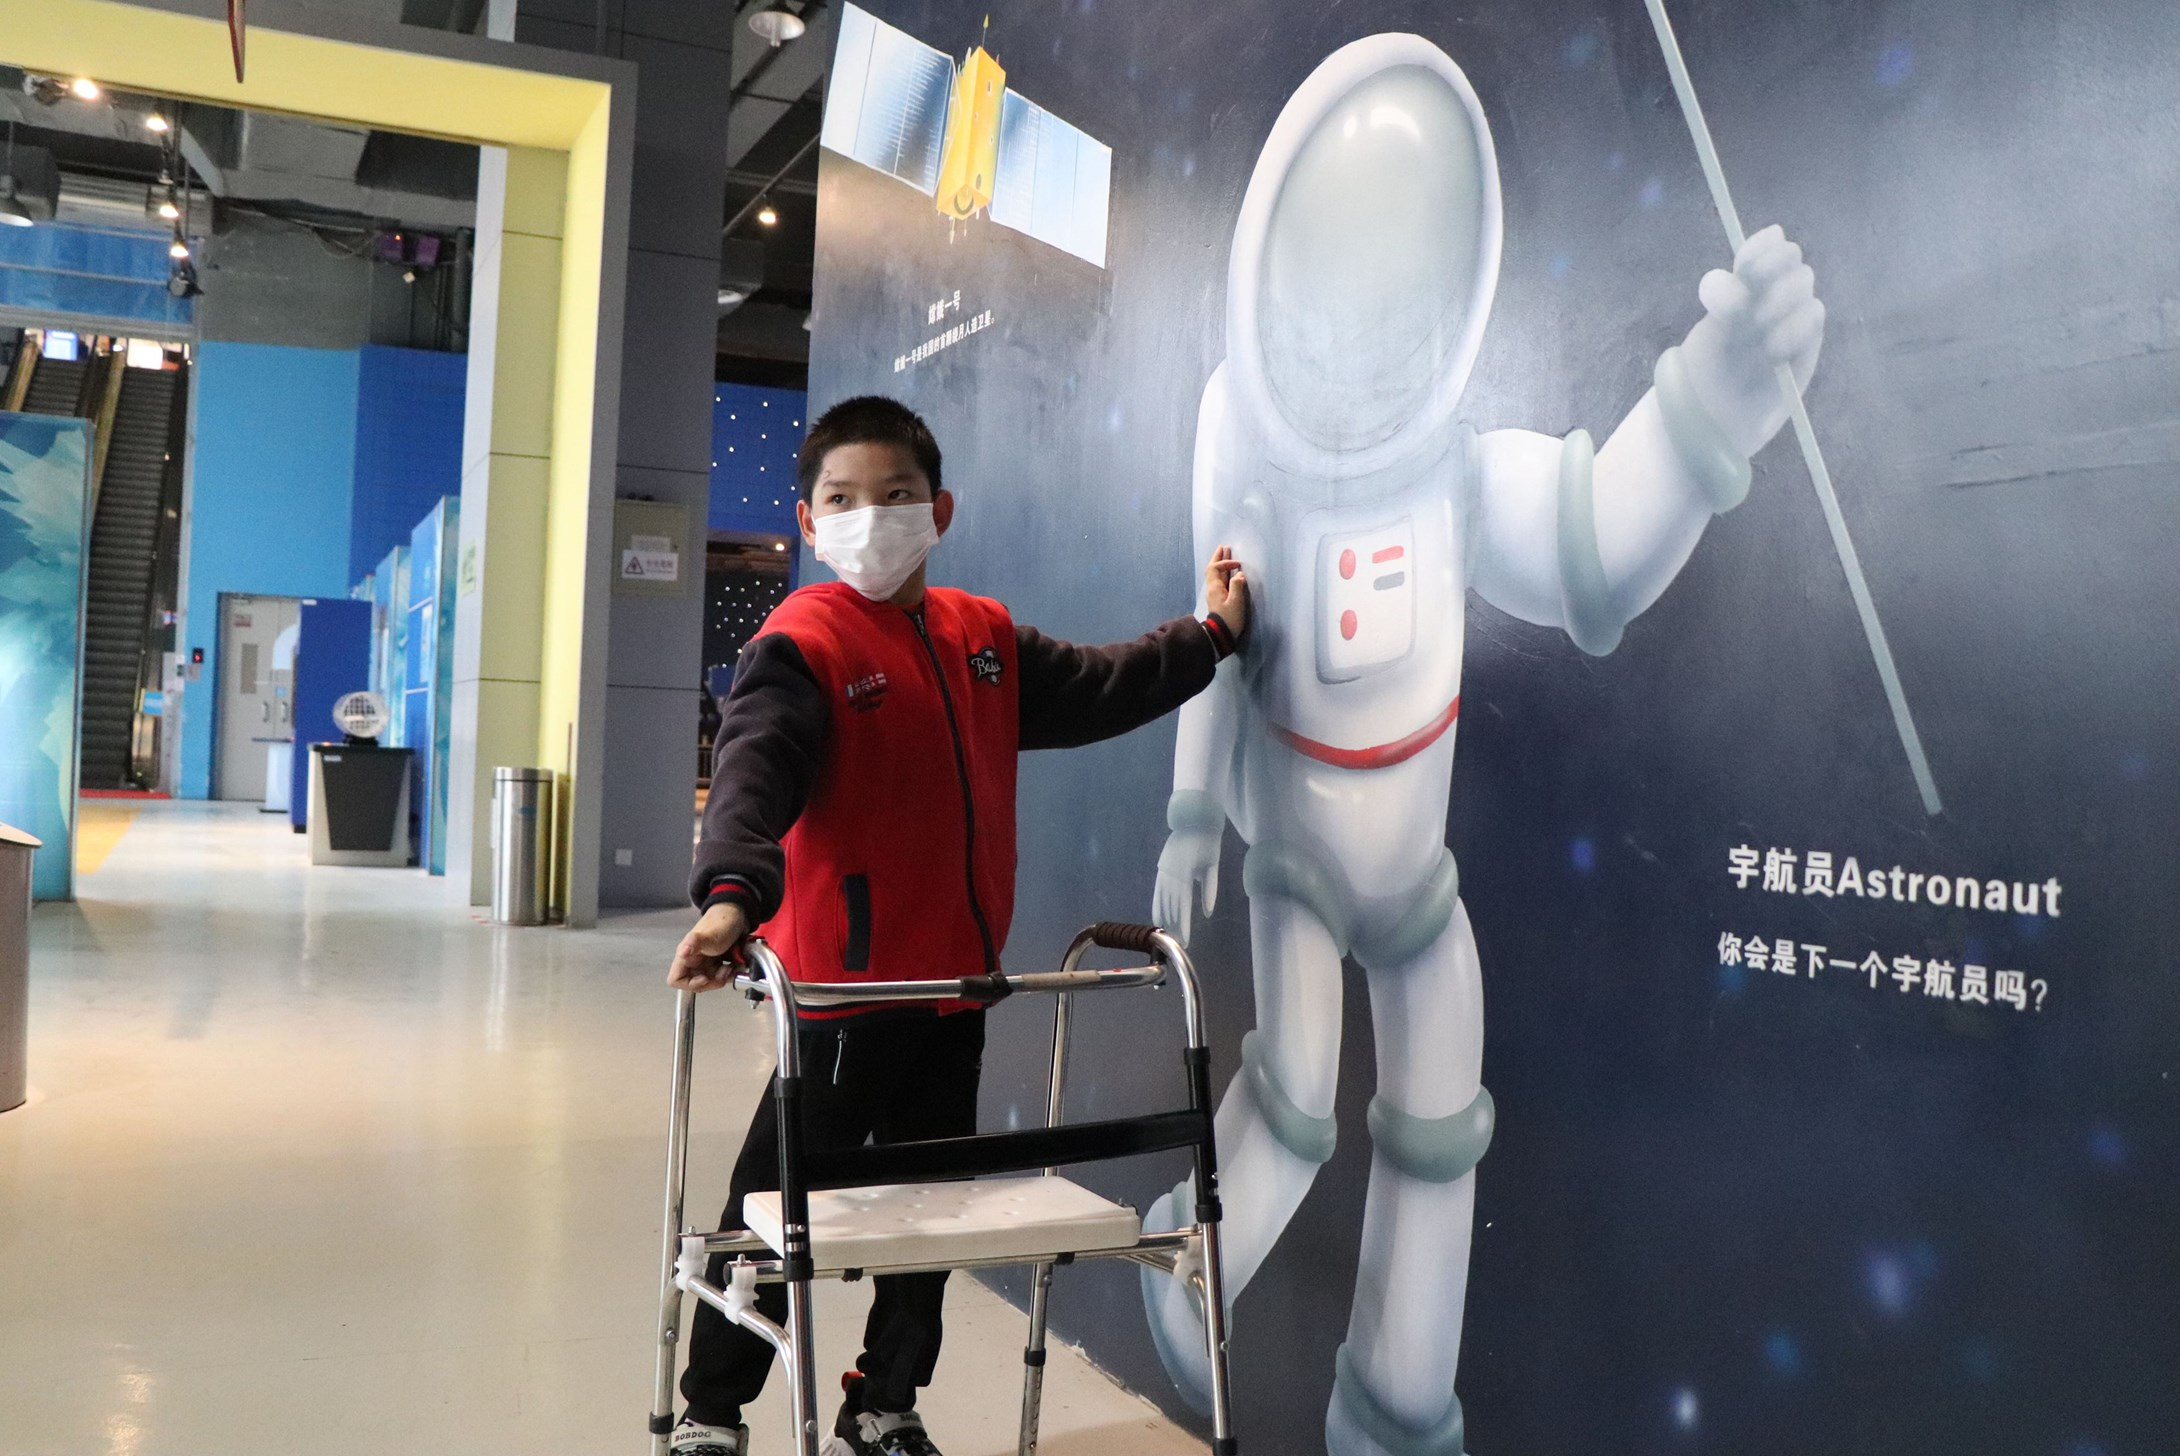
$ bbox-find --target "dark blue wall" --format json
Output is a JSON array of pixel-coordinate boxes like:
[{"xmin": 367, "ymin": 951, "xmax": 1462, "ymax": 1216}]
[
  {"xmin": 708, "ymin": 382, "xmax": 803, "ymax": 537},
  {"xmin": 810, "ymin": 2, "xmax": 2180, "ymax": 1452},
  {"xmin": 289, "ymin": 598, "xmax": 373, "ymax": 829},
  {"xmin": 349, "ymin": 344, "xmax": 465, "ymax": 584}
]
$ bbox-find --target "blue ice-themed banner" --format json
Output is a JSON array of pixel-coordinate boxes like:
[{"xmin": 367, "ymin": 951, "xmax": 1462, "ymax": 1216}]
[
  {"xmin": 405, "ymin": 497, "xmax": 458, "ymax": 875},
  {"xmin": 366, "ymin": 544, "xmax": 408, "ymax": 748},
  {"xmin": 0, "ymin": 414, "xmax": 91, "ymax": 901}
]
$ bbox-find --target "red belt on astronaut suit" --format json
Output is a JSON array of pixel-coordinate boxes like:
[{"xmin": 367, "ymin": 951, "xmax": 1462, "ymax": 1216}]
[{"xmin": 1271, "ymin": 696, "xmax": 1461, "ymax": 771}]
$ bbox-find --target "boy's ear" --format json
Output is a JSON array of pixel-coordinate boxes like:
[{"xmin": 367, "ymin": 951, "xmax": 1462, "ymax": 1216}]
[
  {"xmin": 932, "ymin": 488, "xmax": 956, "ymax": 537},
  {"xmin": 796, "ymin": 499, "xmax": 818, "ymax": 547}
]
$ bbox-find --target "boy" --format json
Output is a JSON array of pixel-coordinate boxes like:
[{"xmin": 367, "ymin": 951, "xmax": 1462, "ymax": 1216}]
[{"xmin": 668, "ymin": 396, "xmax": 1248, "ymax": 1456}]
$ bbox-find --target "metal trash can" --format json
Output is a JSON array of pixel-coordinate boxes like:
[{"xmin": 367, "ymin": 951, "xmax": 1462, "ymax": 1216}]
[
  {"xmin": 0, "ymin": 823, "xmax": 40, "ymax": 1115},
  {"xmin": 491, "ymin": 767, "xmax": 554, "ymax": 926}
]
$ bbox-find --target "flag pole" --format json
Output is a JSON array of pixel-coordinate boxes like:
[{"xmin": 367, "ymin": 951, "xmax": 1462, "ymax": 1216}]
[{"xmin": 1641, "ymin": 0, "xmax": 1942, "ymax": 816}]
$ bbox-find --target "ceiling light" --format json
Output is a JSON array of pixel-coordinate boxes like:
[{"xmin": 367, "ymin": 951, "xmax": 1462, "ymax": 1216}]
[
  {"xmin": 169, "ymin": 237, "xmax": 190, "ymax": 260},
  {"xmin": 69, "ymin": 77, "xmax": 102, "ymax": 102},
  {"xmin": 145, "ymin": 112, "xmax": 171, "ymax": 134},
  {"xmin": 756, "ymin": 202, "xmax": 779, "ymax": 227},
  {"xmin": 748, "ymin": 4, "xmax": 806, "ymax": 47},
  {"xmin": 157, "ymin": 196, "xmax": 180, "ymax": 221}
]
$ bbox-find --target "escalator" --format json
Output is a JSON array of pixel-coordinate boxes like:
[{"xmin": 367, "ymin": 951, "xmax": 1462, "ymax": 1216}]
[
  {"xmin": 17, "ymin": 352, "xmax": 88, "ymax": 418},
  {"xmin": 79, "ymin": 365, "xmax": 185, "ymax": 789}
]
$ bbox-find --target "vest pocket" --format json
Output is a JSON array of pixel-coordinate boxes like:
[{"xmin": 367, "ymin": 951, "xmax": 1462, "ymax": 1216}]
[{"xmin": 840, "ymin": 873, "xmax": 872, "ymax": 973}]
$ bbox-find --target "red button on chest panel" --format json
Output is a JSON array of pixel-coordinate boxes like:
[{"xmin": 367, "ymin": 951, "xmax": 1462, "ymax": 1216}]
[{"xmin": 1317, "ymin": 517, "xmax": 1417, "ymax": 683}]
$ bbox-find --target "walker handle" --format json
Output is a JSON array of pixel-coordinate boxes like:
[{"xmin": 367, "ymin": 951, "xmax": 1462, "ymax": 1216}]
[{"xmin": 1087, "ymin": 921, "xmax": 1162, "ymax": 955}]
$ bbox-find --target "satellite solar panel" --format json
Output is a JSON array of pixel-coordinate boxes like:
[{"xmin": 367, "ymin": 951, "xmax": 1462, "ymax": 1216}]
[
  {"xmin": 992, "ymin": 91, "xmax": 1112, "ymax": 268},
  {"xmin": 823, "ymin": 5, "xmax": 953, "ymax": 197}
]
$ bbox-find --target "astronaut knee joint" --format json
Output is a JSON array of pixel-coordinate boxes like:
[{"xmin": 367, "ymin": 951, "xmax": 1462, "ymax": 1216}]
[
  {"xmin": 1242, "ymin": 840, "xmax": 1353, "ymax": 953},
  {"xmin": 1554, "ymin": 428, "xmax": 1626, "ymax": 657},
  {"xmin": 1331, "ymin": 1344, "xmax": 1466, "ymax": 1456},
  {"xmin": 1351, "ymin": 851, "xmax": 1460, "ymax": 968},
  {"xmin": 1366, "ymin": 1085, "xmax": 1494, "ymax": 1184},
  {"xmin": 1242, "ymin": 1029, "xmax": 1338, "ymax": 1165}
]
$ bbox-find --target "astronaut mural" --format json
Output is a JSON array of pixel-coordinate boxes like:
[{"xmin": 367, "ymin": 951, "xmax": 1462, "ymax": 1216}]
[
  {"xmin": 1137, "ymin": 36, "xmax": 1822, "ymax": 1454},
  {"xmin": 810, "ymin": 0, "xmax": 2180, "ymax": 1449}
]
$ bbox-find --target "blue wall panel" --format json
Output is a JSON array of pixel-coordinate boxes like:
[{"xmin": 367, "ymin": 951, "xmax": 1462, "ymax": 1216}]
[
  {"xmin": 349, "ymin": 345, "xmax": 465, "ymax": 584},
  {"xmin": 179, "ymin": 343, "xmax": 359, "ymax": 799},
  {"xmin": 288, "ymin": 598, "xmax": 372, "ymax": 830},
  {"xmin": 0, "ymin": 221, "xmax": 194, "ymax": 335},
  {"xmin": 708, "ymin": 383, "xmax": 804, "ymax": 537}
]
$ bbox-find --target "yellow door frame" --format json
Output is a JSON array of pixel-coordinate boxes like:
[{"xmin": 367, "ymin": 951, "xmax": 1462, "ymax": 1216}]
[{"xmin": 1, "ymin": 0, "xmax": 634, "ymax": 924}]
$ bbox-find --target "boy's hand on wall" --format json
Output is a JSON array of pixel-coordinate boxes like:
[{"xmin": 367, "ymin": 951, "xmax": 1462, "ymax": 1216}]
[
  {"xmin": 1204, "ymin": 545, "xmax": 1250, "ymax": 642},
  {"xmin": 669, "ymin": 902, "xmax": 749, "ymax": 992}
]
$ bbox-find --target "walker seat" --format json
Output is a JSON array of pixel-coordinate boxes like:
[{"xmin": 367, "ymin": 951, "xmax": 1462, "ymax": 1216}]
[{"xmin": 743, "ymin": 1177, "xmax": 1143, "ymax": 1273}]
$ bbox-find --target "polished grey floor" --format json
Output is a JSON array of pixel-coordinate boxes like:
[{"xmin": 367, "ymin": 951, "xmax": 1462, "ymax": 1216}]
[{"xmin": 0, "ymin": 801, "xmax": 1191, "ymax": 1455}]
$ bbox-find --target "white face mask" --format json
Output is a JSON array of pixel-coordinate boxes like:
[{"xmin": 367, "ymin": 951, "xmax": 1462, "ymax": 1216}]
[{"xmin": 812, "ymin": 503, "xmax": 939, "ymax": 601}]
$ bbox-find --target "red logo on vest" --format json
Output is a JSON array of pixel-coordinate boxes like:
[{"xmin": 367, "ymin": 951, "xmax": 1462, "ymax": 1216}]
[{"xmin": 844, "ymin": 672, "xmax": 890, "ymax": 712}]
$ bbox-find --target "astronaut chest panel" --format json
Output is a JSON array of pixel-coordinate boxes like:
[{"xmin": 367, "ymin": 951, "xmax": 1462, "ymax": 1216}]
[{"xmin": 1315, "ymin": 519, "xmax": 1417, "ymax": 682}]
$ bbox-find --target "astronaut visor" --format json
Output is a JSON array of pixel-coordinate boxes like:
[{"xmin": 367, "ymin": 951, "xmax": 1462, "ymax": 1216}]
[{"xmin": 1255, "ymin": 65, "xmax": 1494, "ymax": 454}]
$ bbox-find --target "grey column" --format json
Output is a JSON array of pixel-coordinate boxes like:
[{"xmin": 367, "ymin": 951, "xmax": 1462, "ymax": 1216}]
[{"xmin": 514, "ymin": 2, "xmax": 744, "ymax": 907}]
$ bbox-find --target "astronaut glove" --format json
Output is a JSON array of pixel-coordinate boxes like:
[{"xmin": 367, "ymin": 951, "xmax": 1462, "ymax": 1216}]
[
  {"xmin": 1676, "ymin": 224, "xmax": 1827, "ymax": 460},
  {"xmin": 1153, "ymin": 828, "xmax": 1223, "ymax": 947}
]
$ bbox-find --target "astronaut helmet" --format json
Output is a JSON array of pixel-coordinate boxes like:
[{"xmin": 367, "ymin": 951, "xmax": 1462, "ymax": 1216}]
[{"xmin": 1225, "ymin": 35, "xmax": 1504, "ymax": 483}]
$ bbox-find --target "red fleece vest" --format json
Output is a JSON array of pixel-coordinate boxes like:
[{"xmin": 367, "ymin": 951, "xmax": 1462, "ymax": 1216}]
[{"xmin": 756, "ymin": 582, "xmax": 1019, "ymax": 1012}]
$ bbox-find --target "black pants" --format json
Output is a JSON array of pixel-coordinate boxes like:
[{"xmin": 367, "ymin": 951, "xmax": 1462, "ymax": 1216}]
[{"xmin": 681, "ymin": 1008, "xmax": 986, "ymax": 1427}]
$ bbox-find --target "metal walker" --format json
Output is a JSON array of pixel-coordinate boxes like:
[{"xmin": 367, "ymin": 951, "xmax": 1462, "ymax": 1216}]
[{"xmin": 648, "ymin": 922, "xmax": 1240, "ymax": 1456}]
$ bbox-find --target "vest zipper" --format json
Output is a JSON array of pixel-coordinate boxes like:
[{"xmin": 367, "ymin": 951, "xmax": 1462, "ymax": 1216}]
[{"xmin": 910, "ymin": 607, "xmax": 1000, "ymax": 977}]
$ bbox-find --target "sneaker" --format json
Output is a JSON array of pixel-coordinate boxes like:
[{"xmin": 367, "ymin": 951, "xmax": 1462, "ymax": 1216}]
[
  {"xmin": 670, "ymin": 1416, "xmax": 748, "ymax": 1455},
  {"xmin": 830, "ymin": 1406, "xmax": 943, "ymax": 1456}
]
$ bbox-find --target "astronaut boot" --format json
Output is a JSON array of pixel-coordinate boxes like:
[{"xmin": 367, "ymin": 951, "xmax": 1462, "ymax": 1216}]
[
  {"xmin": 1323, "ymin": 1145, "xmax": 1485, "ymax": 1456},
  {"xmin": 1326, "ymin": 1344, "xmax": 1468, "ymax": 1456},
  {"xmin": 1139, "ymin": 1181, "xmax": 1217, "ymax": 1416}
]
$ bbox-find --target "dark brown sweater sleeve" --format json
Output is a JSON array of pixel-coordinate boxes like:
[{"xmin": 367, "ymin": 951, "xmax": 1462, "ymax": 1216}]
[
  {"xmin": 1014, "ymin": 616, "xmax": 1227, "ymax": 751},
  {"xmin": 688, "ymin": 633, "xmax": 828, "ymax": 915}
]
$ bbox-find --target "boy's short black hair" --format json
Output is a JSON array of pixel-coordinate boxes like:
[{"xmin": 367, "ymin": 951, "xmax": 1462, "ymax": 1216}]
[{"xmin": 796, "ymin": 395, "xmax": 943, "ymax": 503}]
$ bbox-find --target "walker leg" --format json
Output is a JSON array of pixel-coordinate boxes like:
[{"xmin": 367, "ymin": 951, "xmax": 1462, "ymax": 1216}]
[
  {"xmin": 1017, "ymin": 1261, "xmax": 1056, "ymax": 1456},
  {"xmin": 785, "ymin": 1279, "xmax": 821, "ymax": 1456},
  {"xmin": 650, "ymin": 990, "xmax": 700, "ymax": 1453},
  {"xmin": 1199, "ymin": 1221, "xmax": 1240, "ymax": 1455}
]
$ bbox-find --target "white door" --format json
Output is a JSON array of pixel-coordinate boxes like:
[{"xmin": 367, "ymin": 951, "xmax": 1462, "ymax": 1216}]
[{"xmin": 215, "ymin": 594, "xmax": 301, "ymax": 801}]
